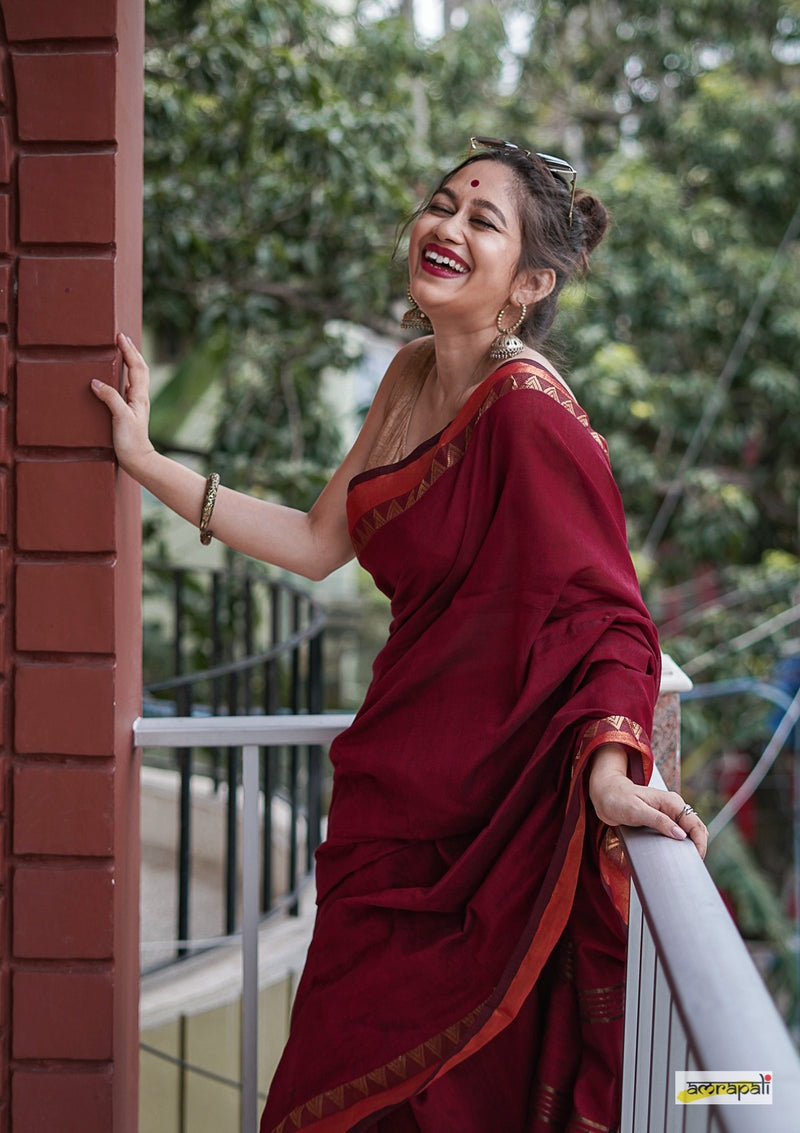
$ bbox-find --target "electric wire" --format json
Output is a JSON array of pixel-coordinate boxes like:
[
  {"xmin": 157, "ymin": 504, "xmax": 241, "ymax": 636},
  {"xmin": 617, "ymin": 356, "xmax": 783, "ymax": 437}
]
[
  {"xmin": 683, "ymin": 602, "xmax": 800, "ymax": 677},
  {"xmin": 140, "ymin": 1041, "xmax": 268, "ymax": 1102},
  {"xmin": 706, "ymin": 683, "xmax": 800, "ymax": 840}
]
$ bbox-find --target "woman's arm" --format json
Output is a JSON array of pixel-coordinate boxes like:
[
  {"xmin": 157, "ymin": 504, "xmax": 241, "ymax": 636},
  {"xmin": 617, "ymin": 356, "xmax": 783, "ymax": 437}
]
[{"xmin": 92, "ymin": 333, "xmax": 413, "ymax": 580}]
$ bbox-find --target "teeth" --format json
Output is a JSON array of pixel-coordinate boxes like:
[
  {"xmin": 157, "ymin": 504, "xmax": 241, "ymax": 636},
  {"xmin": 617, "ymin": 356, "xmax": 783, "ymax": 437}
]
[{"xmin": 425, "ymin": 250, "xmax": 468, "ymax": 273}]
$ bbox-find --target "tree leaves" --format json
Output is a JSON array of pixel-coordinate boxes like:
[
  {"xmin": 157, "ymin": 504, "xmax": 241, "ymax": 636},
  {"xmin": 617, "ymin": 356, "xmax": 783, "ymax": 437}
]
[{"xmin": 144, "ymin": 0, "xmax": 800, "ymax": 575}]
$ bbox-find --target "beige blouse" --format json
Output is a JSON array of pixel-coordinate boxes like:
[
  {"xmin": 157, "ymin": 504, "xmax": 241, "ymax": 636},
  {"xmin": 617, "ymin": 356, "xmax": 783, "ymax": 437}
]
[{"xmin": 364, "ymin": 341, "xmax": 436, "ymax": 471}]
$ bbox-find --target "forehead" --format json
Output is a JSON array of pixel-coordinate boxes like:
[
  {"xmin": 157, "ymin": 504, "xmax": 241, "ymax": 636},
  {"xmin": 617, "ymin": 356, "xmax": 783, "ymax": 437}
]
[{"xmin": 441, "ymin": 159, "xmax": 520, "ymax": 208}]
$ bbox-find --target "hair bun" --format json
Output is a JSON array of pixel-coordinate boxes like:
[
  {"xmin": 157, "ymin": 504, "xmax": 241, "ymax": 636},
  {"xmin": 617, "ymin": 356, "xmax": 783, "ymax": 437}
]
[{"xmin": 574, "ymin": 191, "xmax": 609, "ymax": 255}]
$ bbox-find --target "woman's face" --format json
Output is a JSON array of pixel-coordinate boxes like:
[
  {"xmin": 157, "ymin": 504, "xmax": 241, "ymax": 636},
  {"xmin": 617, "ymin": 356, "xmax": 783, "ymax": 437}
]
[{"xmin": 407, "ymin": 159, "xmax": 525, "ymax": 332}]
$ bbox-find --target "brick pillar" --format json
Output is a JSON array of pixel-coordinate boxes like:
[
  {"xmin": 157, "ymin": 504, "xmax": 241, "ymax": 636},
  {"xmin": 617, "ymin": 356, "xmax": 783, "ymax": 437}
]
[{"xmin": 0, "ymin": 3, "xmax": 144, "ymax": 1131}]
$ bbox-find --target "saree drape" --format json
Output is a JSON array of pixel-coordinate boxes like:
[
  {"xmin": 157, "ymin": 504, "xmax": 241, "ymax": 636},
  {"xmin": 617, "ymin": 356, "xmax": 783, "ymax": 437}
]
[{"xmin": 260, "ymin": 355, "xmax": 660, "ymax": 1133}]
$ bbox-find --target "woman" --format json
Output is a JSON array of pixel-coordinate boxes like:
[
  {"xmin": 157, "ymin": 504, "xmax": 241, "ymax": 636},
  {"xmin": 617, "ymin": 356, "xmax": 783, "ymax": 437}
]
[{"xmin": 94, "ymin": 137, "xmax": 706, "ymax": 1132}]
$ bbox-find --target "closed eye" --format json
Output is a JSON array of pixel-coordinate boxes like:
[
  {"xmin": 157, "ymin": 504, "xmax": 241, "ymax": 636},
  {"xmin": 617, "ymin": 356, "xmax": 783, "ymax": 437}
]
[{"xmin": 426, "ymin": 202, "xmax": 497, "ymax": 231}]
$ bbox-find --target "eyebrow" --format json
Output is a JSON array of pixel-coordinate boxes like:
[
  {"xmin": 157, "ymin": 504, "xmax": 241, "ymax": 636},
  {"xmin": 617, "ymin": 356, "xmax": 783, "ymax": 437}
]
[{"xmin": 436, "ymin": 185, "xmax": 508, "ymax": 228}]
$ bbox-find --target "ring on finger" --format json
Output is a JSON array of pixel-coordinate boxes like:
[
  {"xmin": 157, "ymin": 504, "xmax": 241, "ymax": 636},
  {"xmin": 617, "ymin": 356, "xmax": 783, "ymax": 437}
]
[{"xmin": 675, "ymin": 802, "xmax": 702, "ymax": 820}]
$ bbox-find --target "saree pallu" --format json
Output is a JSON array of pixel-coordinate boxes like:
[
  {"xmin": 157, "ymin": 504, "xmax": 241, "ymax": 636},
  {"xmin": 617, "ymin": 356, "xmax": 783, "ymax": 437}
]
[{"xmin": 261, "ymin": 358, "xmax": 661, "ymax": 1133}]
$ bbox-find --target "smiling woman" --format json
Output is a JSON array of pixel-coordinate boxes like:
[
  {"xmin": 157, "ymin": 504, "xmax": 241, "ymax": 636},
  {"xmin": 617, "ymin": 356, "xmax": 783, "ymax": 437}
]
[{"xmin": 92, "ymin": 137, "xmax": 707, "ymax": 1133}]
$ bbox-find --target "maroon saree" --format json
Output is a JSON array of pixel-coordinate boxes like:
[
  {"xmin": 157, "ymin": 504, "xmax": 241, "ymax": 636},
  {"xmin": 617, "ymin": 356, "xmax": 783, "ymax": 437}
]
[{"xmin": 260, "ymin": 357, "xmax": 660, "ymax": 1133}]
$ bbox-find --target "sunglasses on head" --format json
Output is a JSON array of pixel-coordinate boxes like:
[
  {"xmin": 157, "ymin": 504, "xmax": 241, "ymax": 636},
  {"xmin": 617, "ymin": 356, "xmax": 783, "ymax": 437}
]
[{"xmin": 468, "ymin": 136, "xmax": 577, "ymax": 225}]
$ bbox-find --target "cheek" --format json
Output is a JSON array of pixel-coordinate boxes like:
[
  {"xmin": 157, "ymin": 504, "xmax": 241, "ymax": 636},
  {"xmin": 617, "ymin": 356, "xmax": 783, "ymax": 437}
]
[
  {"xmin": 409, "ymin": 214, "xmax": 430, "ymax": 246},
  {"xmin": 407, "ymin": 220, "xmax": 423, "ymax": 260}
]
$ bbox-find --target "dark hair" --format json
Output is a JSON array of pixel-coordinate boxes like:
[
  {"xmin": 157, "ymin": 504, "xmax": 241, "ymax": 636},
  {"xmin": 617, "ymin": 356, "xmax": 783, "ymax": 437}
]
[{"xmin": 421, "ymin": 148, "xmax": 609, "ymax": 345}]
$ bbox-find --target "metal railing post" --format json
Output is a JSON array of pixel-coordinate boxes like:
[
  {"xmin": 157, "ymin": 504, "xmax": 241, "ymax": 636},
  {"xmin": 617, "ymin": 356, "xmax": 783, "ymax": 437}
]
[
  {"xmin": 620, "ymin": 766, "xmax": 800, "ymax": 1131},
  {"xmin": 241, "ymin": 743, "xmax": 260, "ymax": 1133}
]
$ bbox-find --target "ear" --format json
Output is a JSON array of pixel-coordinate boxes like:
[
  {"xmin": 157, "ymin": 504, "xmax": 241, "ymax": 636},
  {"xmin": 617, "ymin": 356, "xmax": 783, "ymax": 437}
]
[{"xmin": 513, "ymin": 268, "xmax": 556, "ymax": 308}]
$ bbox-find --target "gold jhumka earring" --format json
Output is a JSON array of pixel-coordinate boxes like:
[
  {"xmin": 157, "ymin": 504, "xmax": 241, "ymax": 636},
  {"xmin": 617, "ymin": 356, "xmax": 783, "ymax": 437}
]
[
  {"xmin": 488, "ymin": 304, "xmax": 527, "ymax": 360},
  {"xmin": 400, "ymin": 288, "xmax": 432, "ymax": 331}
]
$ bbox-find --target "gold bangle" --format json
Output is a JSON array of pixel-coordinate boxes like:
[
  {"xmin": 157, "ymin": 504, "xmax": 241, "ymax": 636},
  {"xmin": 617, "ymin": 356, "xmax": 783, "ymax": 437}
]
[{"xmin": 199, "ymin": 472, "xmax": 220, "ymax": 545}]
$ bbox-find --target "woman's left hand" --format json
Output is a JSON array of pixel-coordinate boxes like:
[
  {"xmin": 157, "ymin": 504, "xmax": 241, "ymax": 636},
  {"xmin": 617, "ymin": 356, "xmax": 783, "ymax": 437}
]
[{"xmin": 589, "ymin": 747, "xmax": 708, "ymax": 859}]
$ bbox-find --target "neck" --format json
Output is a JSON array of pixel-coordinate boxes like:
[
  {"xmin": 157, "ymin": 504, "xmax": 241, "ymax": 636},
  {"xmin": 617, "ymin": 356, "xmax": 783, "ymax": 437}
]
[{"xmin": 429, "ymin": 326, "xmax": 496, "ymax": 405}]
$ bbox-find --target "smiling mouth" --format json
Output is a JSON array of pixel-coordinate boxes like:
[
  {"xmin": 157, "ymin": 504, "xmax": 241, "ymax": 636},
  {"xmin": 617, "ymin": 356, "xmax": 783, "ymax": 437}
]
[{"xmin": 422, "ymin": 246, "xmax": 469, "ymax": 274}]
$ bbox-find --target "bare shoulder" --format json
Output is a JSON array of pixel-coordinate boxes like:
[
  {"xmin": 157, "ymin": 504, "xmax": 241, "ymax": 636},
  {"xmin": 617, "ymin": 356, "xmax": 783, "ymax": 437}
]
[
  {"xmin": 377, "ymin": 335, "xmax": 435, "ymax": 402},
  {"xmin": 520, "ymin": 347, "xmax": 578, "ymax": 401}
]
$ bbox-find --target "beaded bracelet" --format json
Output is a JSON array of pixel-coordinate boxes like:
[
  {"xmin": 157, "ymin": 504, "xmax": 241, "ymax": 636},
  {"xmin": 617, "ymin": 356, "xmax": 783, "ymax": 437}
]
[{"xmin": 199, "ymin": 473, "xmax": 220, "ymax": 545}]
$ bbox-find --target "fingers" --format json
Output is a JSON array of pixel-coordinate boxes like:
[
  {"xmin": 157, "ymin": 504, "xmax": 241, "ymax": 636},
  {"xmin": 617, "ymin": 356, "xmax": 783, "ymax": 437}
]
[
  {"xmin": 624, "ymin": 789, "xmax": 689, "ymax": 841},
  {"xmin": 632, "ymin": 788, "xmax": 708, "ymax": 859},
  {"xmin": 90, "ymin": 376, "xmax": 127, "ymax": 414},
  {"xmin": 677, "ymin": 806, "xmax": 708, "ymax": 860},
  {"xmin": 593, "ymin": 781, "xmax": 709, "ymax": 860},
  {"xmin": 90, "ymin": 332, "xmax": 149, "ymax": 414},
  {"xmin": 117, "ymin": 330, "xmax": 146, "ymax": 372},
  {"xmin": 89, "ymin": 333, "xmax": 156, "ymax": 475},
  {"xmin": 116, "ymin": 331, "xmax": 150, "ymax": 399}
]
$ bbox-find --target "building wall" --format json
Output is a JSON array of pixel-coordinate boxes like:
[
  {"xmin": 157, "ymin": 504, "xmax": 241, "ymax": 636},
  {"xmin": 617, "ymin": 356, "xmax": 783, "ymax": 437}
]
[{"xmin": 0, "ymin": 2, "xmax": 143, "ymax": 1129}]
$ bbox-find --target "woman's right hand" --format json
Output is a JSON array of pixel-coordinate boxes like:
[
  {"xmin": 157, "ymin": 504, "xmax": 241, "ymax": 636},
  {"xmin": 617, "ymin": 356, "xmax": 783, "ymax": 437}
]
[{"xmin": 91, "ymin": 332, "xmax": 156, "ymax": 477}]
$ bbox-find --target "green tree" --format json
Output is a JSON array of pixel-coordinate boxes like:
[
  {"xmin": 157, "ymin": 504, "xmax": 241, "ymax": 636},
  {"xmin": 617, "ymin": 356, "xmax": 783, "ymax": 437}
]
[
  {"xmin": 509, "ymin": 1, "xmax": 800, "ymax": 578},
  {"xmin": 144, "ymin": 0, "xmax": 420, "ymax": 503},
  {"xmin": 144, "ymin": 0, "xmax": 800, "ymax": 577}
]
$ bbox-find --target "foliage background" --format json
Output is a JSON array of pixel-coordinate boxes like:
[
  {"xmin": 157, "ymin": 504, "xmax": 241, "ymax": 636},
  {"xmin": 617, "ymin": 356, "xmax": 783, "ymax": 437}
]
[{"xmin": 144, "ymin": 0, "xmax": 800, "ymax": 581}]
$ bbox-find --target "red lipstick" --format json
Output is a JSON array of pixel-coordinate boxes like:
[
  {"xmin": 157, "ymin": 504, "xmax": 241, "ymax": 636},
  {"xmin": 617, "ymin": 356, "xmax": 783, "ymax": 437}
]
[{"xmin": 421, "ymin": 243, "xmax": 470, "ymax": 277}]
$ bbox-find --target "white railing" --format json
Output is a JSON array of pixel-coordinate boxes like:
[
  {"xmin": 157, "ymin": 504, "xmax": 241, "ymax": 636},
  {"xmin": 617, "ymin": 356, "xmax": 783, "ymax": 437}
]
[
  {"xmin": 135, "ymin": 713, "xmax": 353, "ymax": 1133},
  {"xmin": 620, "ymin": 766, "xmax": 800, "ymax": 1131},
  {"xmin": 135, "ymin": 713, "xmax": 800, "ymax": 1133}
]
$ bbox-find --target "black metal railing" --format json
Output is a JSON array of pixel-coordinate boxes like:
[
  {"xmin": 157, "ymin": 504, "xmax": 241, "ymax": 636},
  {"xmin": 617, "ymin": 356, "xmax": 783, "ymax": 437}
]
[
  {"xmin": 143, "ymin": 560, "xmax": 326, "ymax": 721},
  {"xmin": 140, "ymin": 562, "xmax": 328, "ymax": 971}
]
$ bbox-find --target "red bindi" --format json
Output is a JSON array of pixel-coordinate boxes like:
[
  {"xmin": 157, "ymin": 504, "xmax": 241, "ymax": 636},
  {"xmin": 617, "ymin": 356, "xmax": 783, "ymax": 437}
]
[{"xmin": 471, "ymin": 179, "xmax": 480, "ymax": 187}]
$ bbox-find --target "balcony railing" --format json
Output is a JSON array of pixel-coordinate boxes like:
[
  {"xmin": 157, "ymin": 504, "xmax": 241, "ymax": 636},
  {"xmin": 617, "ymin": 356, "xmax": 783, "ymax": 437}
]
[
  {"xmin": 135, "ymin": 712, "xmax": 800, "ymax": 1133},
  {"xmin": 620, "ymin": 766, "xmax": 800, "ymax": 1132},
  {"xmin": 135, "ymin": 714, "xmax": 351, "ymax": 1133},
  {"xmin": 141, "ymin": 563, "xmax": 327, "ymax": 968}
]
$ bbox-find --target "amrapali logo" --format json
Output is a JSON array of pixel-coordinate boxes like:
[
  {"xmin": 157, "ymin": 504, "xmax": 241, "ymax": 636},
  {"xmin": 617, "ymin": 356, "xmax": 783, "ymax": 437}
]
[{"xmin": 675, "ymin": 1071, "xmax": 772, "ymax": 1105}]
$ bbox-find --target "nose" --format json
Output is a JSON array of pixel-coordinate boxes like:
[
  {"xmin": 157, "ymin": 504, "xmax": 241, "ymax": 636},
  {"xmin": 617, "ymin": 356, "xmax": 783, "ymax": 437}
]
[{"xmin": 432, "ymin": 209, "xmax": 464, "ymax": 243}]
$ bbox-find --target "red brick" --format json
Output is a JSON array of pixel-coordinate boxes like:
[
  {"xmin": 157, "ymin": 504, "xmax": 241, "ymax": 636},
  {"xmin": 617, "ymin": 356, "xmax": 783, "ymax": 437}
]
[
  {"xmin": 15, "ymin": 664, "xmax": 114, "ymax": 755},
  {"xmin": 13, "ymin": 866, "xmax": 113, "ymax": 958},
  {"xmin": 12, "ymin": 1071, "xmax": 113, "ymax": 1133},
  {"xmin": 16, "ymin": 460, "xmax": 115, "ymax": 552},
  {"xmin": 0, "ymin": 262, "xmax": 10, "ymax": 327},
  {"xmin": 11, "ymin": 52, "xmax": 115, "ymax": 143},
  {"xmin": 0, "ymin": 546, "xmax": 8, "ymax": 607},
  {"xmin": 18, "ymin": 257, "xmax": 114, "ymax": 346},
  {"xmin": 0, "ymin": 117, "xmax": 10, "ymax": 184},
  {"xmin": 13, "ymin": 764, "xmax": 113, "ymax": 856},
  {"xmin": 4, "ymin": 1, "xmax": 117, "ymax": 40},
  {"xmin": 16, "ymin": 562, "xmax": 114, "ymax": 653},
  {"xmin": 0, "ymin": 468, "xmax": 7, "ymax": 536},
  {"xmin": 0, "ymin": 335, "xmax": 8, "ymax": 395},
  {"xmin": 16, "ymin": 358, "xmax": 116, "ymax": 448},
  {"xmin": 13, "ymin": 970, "xmax": 113, "ymax": 1059},
  {"xmin": 0, "ymin": 404, "xmax": 7, "ymax": 465},
  {"xmin": 1, "ymin": 692, "xmax": 8, "ymax": 759},
  {"xmin": 0, "ymin": 194, "xmax": 9, "ymax": 254},
  {"xmin": 19, "ymin": 154, "xmax": 115, "ymax": 245}
]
